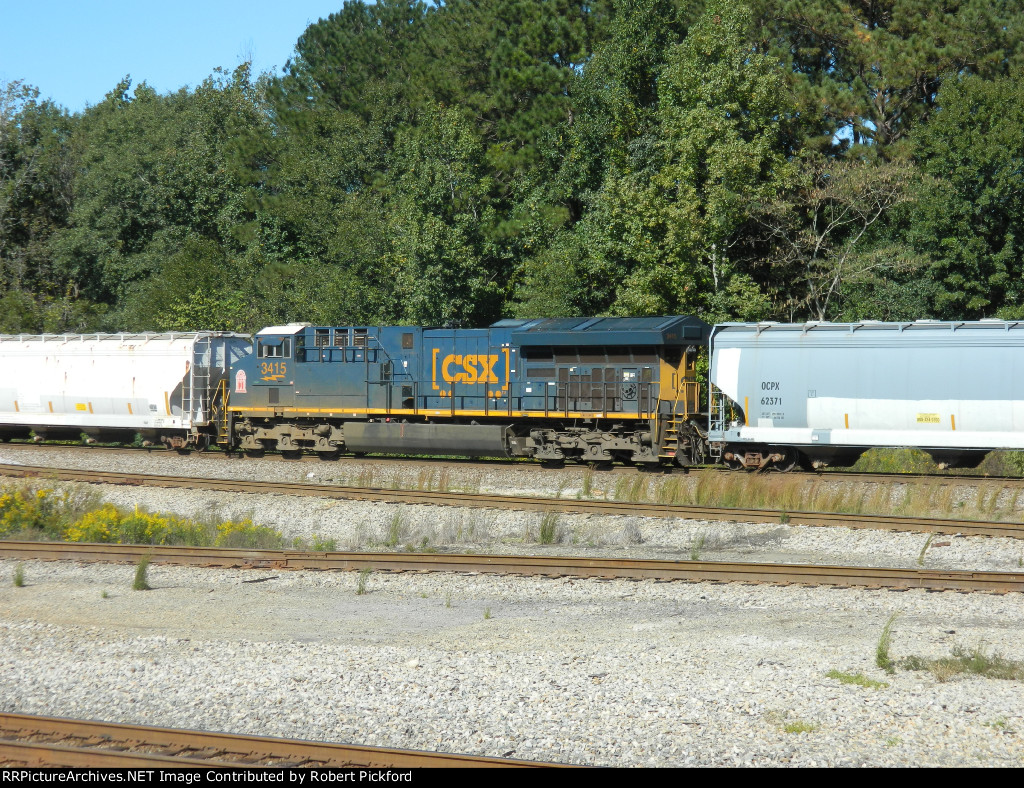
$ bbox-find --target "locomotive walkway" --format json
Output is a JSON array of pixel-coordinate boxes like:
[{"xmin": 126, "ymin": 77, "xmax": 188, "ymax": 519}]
[
  {"xmin": 0, "ymin": 713, "xmax": 554, "ymax": 768},
  {"xmin": 1, "ymin": 462, "xmax": 1022, "ymax": 540},
  {"xmin": 1, "ymin": 539, "xmax": 1021, "ymax": 594}
]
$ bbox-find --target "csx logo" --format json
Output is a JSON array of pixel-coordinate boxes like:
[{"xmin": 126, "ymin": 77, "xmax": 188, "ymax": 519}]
[{"xmin": 441, "ymin": 354, "xmax": 500, "ymax": 384}]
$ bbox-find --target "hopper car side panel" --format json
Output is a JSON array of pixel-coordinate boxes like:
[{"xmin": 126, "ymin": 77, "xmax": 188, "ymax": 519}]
[
  {"xmin": 0, "ymin": 333, "xmax": 250, "ymax": 445},
  {"xmin": 709, "ymin": 320, "xmax": 1024, "ymax": 469}
]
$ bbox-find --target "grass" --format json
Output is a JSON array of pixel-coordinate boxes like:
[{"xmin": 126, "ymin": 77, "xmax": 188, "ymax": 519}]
[
  {"xmin": 872, "ymin": 615, "xmax": 1024, "ymax": 682},
  {"xmin": 355, "ymin": 567, "xmax": 372, "ymax": 595},
  {"xmin": 783, "ymin": 720, "xmax": 819, "ymax": 734},
  {"xmin": 484, "ymin": 607, "xmax": 491, "ymax": 620},
  {"xmin": 901, "ymin": 644, "xmax": 1024, "ymax": 683},
  {"xmin": 616, "ymin": 460, "xmax": 1024, "ymax": 523},
  {"xmin": 132, "ymin": 554, "xmax": 151, "ymax": 591},
  {"xmin": 689, "ymin": 531, "xmax": 706, "ymax": 561},
  {"xmin": 917, "ymin": 533, "xmax": 935, "ymax": 566},
  {"xmin": 385, "ymin": 509, "xmax": 405, "ymax": 548},
  {"xmin": 581, "ymin": 468, "xmax": 594, "ymax": 498},
  {"xmin": 13, "ymin": 563, "xmax": 24, "ymax": 587},
  {"xmin": 876, "ymin": 612, "xmax": 900, "ymax": 674},
  {"xmin": 445, "ymin": 591, "xmax": 453, "ymax": 608},
  {"xmin": 101, "ymin": 590, "xmax": 109, "ymax": 599},
  {"xmin": 539, "ymin": 513, "xmax": 559, "ymax": 545},
  {"xmin": 826, "ymin": 670, "xmax": 888, "ymax": 689}
]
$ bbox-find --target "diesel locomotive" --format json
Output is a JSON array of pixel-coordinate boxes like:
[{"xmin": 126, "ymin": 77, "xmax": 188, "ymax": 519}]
[{"xmin": 228, "ymin": 316, "xmax": 710, "ymax": 464}]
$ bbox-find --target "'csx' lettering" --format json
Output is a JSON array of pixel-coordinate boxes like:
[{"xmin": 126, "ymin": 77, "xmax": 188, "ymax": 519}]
[{"xmin": 441, "ymin": 354, "xmax": 500, "ymax": 384}]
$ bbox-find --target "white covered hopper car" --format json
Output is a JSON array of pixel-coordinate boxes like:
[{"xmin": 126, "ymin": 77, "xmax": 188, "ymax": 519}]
[
  {"xmin": 708, "ymin": 320, "xmax": 1024, "ymax": 470},
  {"xmin": 0, "ymin": 332, "xmax": 251, "ymax": 448}
]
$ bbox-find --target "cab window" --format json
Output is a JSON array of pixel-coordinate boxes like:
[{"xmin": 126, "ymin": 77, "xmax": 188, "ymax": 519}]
[{"xmin": 257, "ymin": 338, "xmax": 291, "ymax": 359}]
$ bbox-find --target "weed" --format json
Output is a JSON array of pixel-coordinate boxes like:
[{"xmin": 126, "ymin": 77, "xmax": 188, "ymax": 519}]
[
  {"xmin": 484, "ymin": 607, "xmax": 491, "ymax": 620},
  {"xmin": 689, "ymin": 531, "xmax": 706, "ymax": 561},
  {"xmin": 101, "ymin": 590, "xmax": 109, "ymax": 599},
  {"xmin": 132, "ymin": 554, "xmax": 152, "ymax": 591},
  {"xmin": 581, "ymin": 468, "xmax": 594, "ymax": 498},
  {"xmin": 901, "ymin": 644, "xmax": 1024, "ymax": 682},
  {"xmin": 355, "ymin": 567, "xmax": 372, "ymax": 595},
  {"xmin": 884, "ymin": 736, "xmax": 902, "ymax": 747},
  {"xmin": 984, "ymin": 717, "xmax": 1009, "ymax": 731},
  {"xmin": 917, "ymin": 533, "xmax": 935, "ymax": 566},
  {"xmin": 779, "ymin": 512, "xmax": 790, "ymax": 524},
  {"xmin": 403, "ymin": 542, "xmax": 415, "ymax": 552},
  {"xmin": 876, "ymin": 612, "xmax": 900, "ymax": 673},
  {"xmin": 621, "ymin": 522, "xmax": 643, "ymax": 546},
  {"xmin": 385, "ymin": 509, "xmax": 405, "ymax": 548},
  {"xmin": 355, "ymin": 467, "xmax": 375, "ymax": 488},
  {"xmin": 12, "ymin": 563, "xmax": 24, "ymax": 587},
  {"xmin": 445, "ymin": 591, "xmax": 452, "ymax": 608},
  {"xmin": 554, "ymin": 480, "xmax": 567, "ymax": 500},
  {"xmin": 539, "ymin": 513, "xmax": 559, "ymax": 545},
  {"xmin": 783, "ymin": 720, "xmax": 818, "ymax": 734},
  {"xmin": 420, "ymin": 592, "xmax": 428, "ymax": 598},
  {"xmin": 309, "ymin": 534, "xmax": 337, "ymax": 552},
  {"xmin": 826, "ymin": 670, "xmax": 888, "ymax": 689}
]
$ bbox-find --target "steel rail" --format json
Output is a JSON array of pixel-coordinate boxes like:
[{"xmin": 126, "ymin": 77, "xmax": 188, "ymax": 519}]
[
  {"xmin": 1, "ymin": 540, "xmax": 1021, "ymax": 594},
  {"xmin": 6, "ymin": 441, "xmax": 1024, "ymax": 486},
  {"xmin": 1, "ymin": 462, "xmax": 1023, "ymax": 539},
  {"xmin": 0, "ymin": 713, "xmax": 556, "ymax": 768}
]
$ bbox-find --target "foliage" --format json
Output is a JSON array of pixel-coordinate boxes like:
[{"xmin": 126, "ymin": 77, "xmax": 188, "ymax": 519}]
[
  {"xmin": 0, "ymin": 484, "xmax": 284, "ymax": 548},
  {"xmin": 132, "ymin": 554, "xmax": 152, "ymax": 591},
  {"xmin": 825, "ymin": 670, "xmax": 888, "ymax": 689},
  {"xmin": 0, "ymin": 1, "xmax": 1021, "ymax": 328}
]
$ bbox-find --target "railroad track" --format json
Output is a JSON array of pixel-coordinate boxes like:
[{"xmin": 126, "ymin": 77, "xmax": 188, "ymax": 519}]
[
  {"xmin": 0, "ymin": 713, "xmax": 553, "ymax": 768},
  {"xmin": 2, "ymin": 540, "xmax": 1022, "ymax": 594},
  {"xmin": 1, "ymin": 462, "xmax": 1023, "ymax": 539},
  {"xmin": 4, "ymin": 440, "xmax": 1024, "ymax": 487}
]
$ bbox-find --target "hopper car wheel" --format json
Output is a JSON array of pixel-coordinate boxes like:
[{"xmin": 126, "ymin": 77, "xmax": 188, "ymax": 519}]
[
  {"xmin": 245, "ymin": 449, "xmax": 266, "ymax": 459},
  {"xmin": 280, "ymin": 450, "xmax": 304, "ymax": 460},
  {"xmin": 772, "ymin": 448, "xmax": 800, "ymax": 473}
]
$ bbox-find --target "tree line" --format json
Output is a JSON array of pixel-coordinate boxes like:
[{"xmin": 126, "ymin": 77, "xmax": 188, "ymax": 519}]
[{"xmin": 1, "ymin": 0, "xmax": 1022, "ymax": 334}]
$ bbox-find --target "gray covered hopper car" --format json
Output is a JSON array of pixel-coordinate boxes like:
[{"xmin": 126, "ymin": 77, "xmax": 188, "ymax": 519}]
[{"xmin": 708, "ymin": 320, "xmax": 1024, "ymax": 470}]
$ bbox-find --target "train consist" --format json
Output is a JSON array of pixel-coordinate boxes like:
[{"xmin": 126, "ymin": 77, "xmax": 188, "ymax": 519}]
[
  {"xmin": 0, "ymin": 317, "xmax": 1021, "ymax": 470},
  {"xmin": 0, "ymin": 317, "xmax": 710, "ymax": 465}
]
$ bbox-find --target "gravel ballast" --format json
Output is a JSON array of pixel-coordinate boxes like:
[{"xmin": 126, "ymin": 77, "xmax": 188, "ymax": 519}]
[
  {"xmin": 1, "ymin": 446, "xmax": 1023, "ymax": 766},
  {"xmin": 0, "ymin": 446, "xmax": 1021, "ymax": 571},
  {"xmin": 2, "ymin": 559, "xmax": 1023, "ymax": 767}
]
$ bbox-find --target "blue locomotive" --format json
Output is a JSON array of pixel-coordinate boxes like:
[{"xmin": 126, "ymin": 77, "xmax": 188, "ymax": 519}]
[{"xmin": 226, "ymin": 316, "xmax": 710, "ymax": 464}]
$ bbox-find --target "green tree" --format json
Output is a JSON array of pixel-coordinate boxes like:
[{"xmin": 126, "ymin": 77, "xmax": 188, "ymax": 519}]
[
  {"xmin": 753, "ymin": 0, "xmax": 1024, "ymax": 152},
  {"xmin": 522, "ymin": 1, "xmax": 794, "ymax": 321},
  {"xmin": 908, "ymin": 75, "xmax": 1024, "ymax": 318},
  {"xmin": 49, "ymin": 66, "xmax": 270, "ymax": 329}
]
